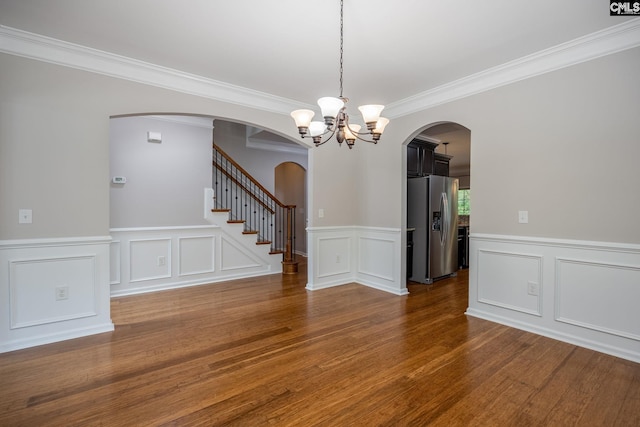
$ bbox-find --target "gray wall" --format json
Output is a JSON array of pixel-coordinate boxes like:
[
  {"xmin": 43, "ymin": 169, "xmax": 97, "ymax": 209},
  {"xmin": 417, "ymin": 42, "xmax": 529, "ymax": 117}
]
[
  {"xmin": 1, "ymin": 46, "xmax": 638, "ymax": 244},
  {"xmin": 350, "ymin": 47, "xmax": 640, "ymax": 244},
  {"xmin": 109, "ymin": 116, "xmax": 212, "ymax": 228},
  {"xmin": 0, "ymin": 53, "xmax": 300, "ymax": 240}
]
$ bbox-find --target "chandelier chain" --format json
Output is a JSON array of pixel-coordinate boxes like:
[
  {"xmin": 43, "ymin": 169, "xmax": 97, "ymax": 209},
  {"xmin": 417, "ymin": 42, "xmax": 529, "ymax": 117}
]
[{"xmin": 339, "ymin": 0, "xmax": 344, "ymax": 98}]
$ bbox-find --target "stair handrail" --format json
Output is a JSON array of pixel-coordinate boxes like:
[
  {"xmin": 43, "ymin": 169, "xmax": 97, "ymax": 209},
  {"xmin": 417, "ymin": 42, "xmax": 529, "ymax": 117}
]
[
  {"xmin": 212, "ymin": 142, "xmax": 298, "ymax": 273},
  {"xmin": 213, "ymin": 144, "xmax": 292, "ymax": 210}
]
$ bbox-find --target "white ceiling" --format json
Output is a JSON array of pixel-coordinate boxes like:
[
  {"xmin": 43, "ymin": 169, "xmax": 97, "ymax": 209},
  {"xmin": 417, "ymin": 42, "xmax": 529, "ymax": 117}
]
[
  {"xmin": 0, "ymin": 0, "xmax": 633, "ymax": 109},
  {"xmin": 1, "ymin": 1, "xmax": 636, "ymax": 177}
]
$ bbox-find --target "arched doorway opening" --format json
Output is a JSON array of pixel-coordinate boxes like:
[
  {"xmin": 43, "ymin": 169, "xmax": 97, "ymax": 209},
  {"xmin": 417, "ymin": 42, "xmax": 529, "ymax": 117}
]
[
  {"xmin": 275, "ymin": 162, "xmax": 307, "ymax": 256},
  {"xmin": 404, "ymin": 121, "xmax": 471, "ymax": 284},
  {"xmin": 108, "ymin": 113, "xmax": 309, "ymax": 295}
]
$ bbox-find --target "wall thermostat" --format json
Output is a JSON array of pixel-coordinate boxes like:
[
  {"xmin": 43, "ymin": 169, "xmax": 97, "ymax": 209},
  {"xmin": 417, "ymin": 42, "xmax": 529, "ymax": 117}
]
[
  {"xmin": 112, "ymin": 176, "xmax": 127, "ymax": 184},
  {"xmin": 147, "ymin": 131, "xmax": 162, "ymax": 143}
]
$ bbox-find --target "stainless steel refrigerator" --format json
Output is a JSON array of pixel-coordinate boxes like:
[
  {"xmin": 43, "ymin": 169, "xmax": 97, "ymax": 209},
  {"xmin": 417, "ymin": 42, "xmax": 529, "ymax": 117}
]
[{"xmin": 407, "ymin": 175, "xmax": 458, "ymax": 284}]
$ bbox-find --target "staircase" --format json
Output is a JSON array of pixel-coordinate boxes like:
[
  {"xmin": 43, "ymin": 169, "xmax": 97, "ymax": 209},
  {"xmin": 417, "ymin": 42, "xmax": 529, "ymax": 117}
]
[{"xmin": 212, "ymin": 144, "xmax": 298, "ymax": 274}]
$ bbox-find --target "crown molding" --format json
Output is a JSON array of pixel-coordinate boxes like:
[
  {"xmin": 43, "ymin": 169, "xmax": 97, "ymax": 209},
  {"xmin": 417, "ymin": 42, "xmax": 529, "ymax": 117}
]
[
  {"xmin": 147, "ymin": 115, "xmax": 214, "ymax": 129},
  {"xmin": 0, "ymin": 25, "xmax": 314, "ymax": 115},
  {"xmin": 384, "ymin": 18, "xmax": 640, "ymax": 118},
  {"xmin": 2, "ymin": 19, "xmax": 639, "ymax": 120}
]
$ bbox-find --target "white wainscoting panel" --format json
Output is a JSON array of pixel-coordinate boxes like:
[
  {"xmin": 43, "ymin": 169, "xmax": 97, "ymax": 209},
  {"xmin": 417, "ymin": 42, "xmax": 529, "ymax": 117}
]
[
  {"xmin": 129, "ymin": 238, "xmax": 172, "ymax": 282},
  {"xmin": 110, "ymin": 225, "xmax": 279, "ymax": 297},
  {"xmin": 477, "ymin": 249, "xmax": 542, "ymax": 316},
  {"xmin": 306, "ymin": 227, "xmax": 354, "ymax": 291},
  {"xmin": 179, "ymin": 235, "xmax": 215, "ymax": 276},
  {"xmin": 467, "ymin": 234, "xmax": 640, "ymax": 363},
  {"xmin": 10, "ymin": 256, "xmax": 97, "ymax": 328},
  {"xmin": 0, "ymin": 237, "xmax": 113, "ymax": 353},
  {"xmin": 110, "ymin": 240, "xmax": 121, "ymax": 285},
  {"xmin": 220, "ymin": 235, "xmax": 262, "ymax": 271},
  {"xmin": 357, "ymin": 228, "xmax": 407, "ymax": 295},
  {"xmin": 358, "ymin": 237, "xmax": 395, "ymax": 281},
  {"xmin": 317, "ymin": 236, "xmax": 352, "ymax": 278},
  {"xmin": 555, "ymin": 258, "xmax": 640, "ymax": 341},
  {"xmin": 306, "ymin": 226, "xmax": 405, "ymax": 295}
]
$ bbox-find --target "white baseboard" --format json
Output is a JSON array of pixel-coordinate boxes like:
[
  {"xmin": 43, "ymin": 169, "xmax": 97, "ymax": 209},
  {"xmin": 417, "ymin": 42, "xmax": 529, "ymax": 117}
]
[{"xmin": 0, "ymin": 322, "xmax": 114, "ymax": 353}]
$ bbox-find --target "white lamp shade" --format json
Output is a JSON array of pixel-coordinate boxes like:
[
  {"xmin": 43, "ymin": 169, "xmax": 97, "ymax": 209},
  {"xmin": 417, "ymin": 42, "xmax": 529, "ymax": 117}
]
[
  {"xmin": 373, "ymin": 117, "xmax": 390, "ymax": 134},
  {"xmin": 344, "ymin": 124, "xmax": 361, "ymax": 141},
  {"xmin": 309, "ymin": 121, "xmax": 327, "ymax": 137},
  {"xmin": 358, "ymin": 104, "xmax": 385, "ymax": 124},
  {"xmin": 317, "ymin": 97, "xmax": 344, "ymax": 118},
  {"xmin": 290, "ymin": 109, "xmax": 315, "ymax": 128}
]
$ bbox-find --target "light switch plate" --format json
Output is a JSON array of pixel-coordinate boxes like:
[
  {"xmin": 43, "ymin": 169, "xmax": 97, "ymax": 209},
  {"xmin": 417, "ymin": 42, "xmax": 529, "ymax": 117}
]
[{"xmin": 518, "ymin": 210, "xmax": 528, "ymax": 224}]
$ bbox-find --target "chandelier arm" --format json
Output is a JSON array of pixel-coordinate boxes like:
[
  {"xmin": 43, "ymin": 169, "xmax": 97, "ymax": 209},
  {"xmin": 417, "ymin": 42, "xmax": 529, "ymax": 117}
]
[
  {"xmin": 351, "ymin": 133, "xmax": 377, "ymax": 144},
  {"xmin": 343, "ymin": 117, "xmax": 376, "ymax": 142},
  {"xmin": 302, "ymin": 127, "xmax": 337, "ymax": 146}
]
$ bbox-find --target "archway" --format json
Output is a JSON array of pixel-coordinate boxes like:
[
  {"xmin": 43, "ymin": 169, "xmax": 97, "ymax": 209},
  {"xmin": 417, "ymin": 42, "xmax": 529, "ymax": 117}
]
[
  {"xmin": 404, "ymin": 121, "xmax": 471, "ymax": 284},
  {"xmin": 274, "ymin": 162, "xmax": 307, "ymax": 256}
]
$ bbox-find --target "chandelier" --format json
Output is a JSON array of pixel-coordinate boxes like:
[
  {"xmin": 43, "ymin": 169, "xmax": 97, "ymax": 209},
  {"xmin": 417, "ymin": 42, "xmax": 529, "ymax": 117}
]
[{"xmin": 290, "ymin": 0, "xmax": 389, "ymax": 149}]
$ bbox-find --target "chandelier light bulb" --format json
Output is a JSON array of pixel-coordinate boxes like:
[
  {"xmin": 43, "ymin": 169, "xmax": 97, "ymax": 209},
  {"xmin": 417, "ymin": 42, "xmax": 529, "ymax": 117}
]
[
  {"xmin": 373, "ymin": 117, "xmax": 390, "ymax": 134},
  {"xmin": 317, "ymin": 97, "xmax": 345, "ymax": 120},
  {"xmin": 344, "ymin": 124, "xmax": 361, "ymax": 142},
  {"xmin": 308, "ymin": 121, "xmax": 327, "ymax": 137},
  {"xmin": 358, "ymin": 105, "xmax": 385, "ymax": 126},
  {"xmin": 290, "ymin": 109, "xmax": 315, "ymax": 132}
]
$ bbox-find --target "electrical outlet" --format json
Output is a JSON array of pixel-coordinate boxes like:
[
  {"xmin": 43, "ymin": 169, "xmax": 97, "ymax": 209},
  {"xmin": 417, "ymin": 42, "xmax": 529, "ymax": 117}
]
[
  {"xmin": 55, "ymin": 286, "xmax": 69, "ymax": 300},
  {"xmin": 19, "ymin": 209, "xmax": 33, "ymax": 224},
  {"xmin": 527, "ymin": 281, "xmax": 539, "ymax": 296},
  {"xmin": 157, "ymin": 256, "xmax": 166, "ymax": 266}
]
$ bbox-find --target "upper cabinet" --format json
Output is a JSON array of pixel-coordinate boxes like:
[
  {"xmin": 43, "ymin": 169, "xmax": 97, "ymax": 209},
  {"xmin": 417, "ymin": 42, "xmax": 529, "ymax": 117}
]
[
  {"xmin": 434, "ymin": 153, "xmax": 452, "ymax": 176},
  {"xmin": 407, "ymin": 139, "xmax": 451, "ymax": 177}
]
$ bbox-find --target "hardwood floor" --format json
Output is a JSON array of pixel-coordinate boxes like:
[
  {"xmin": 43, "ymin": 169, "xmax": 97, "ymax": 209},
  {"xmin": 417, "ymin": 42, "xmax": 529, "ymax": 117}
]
[{"xmin": 1, "ymin": 259, "xmax": 639, "ymax": 426}]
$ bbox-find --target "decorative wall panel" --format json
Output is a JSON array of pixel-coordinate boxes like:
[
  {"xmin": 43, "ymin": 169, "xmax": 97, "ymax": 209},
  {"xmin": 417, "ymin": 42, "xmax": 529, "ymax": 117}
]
[
  {"xmin": 555, "ymin": 257, "xmax": 640, "ymax": 340},
  {"xmin": 10, "ymin": 256, "xmax": 97, "ymax": 328},
  {"xmin": 129, "ymin": 238, "xmax": 171, "ymax": 282},
  {"xmin": 179, "ymin": 235, "xmax": 215, "ymax": 276},
  {"xmin": 477, "ymin": 249, "xmax": 543, "ymax": 316}
]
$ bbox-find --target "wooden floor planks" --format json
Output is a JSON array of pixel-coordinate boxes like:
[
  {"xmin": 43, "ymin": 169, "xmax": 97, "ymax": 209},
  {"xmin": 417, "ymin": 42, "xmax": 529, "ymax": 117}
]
[{"xmin": 1, "ymin": 259, "xmax": 639, "ymax": 426}]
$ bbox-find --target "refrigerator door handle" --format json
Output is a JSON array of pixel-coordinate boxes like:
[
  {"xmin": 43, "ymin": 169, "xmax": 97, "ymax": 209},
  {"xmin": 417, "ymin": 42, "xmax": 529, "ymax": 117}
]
[{"xmin": 440, "ymin": 192, "xmax": 447, "ymax": 246}]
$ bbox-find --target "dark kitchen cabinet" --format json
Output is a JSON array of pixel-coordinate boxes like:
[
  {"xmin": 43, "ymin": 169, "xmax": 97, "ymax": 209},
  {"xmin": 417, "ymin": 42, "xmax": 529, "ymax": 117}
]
[
  {"xmin": 434, "ymin": 153, "xmax": 452, "ymax": 176},
  {"xmin": 407, "ymin": 139, "xmax": 450, "ymax": 177},
  {"xmin": 407, "ymin": 144, "xmax": 421, "ymax": 177}
]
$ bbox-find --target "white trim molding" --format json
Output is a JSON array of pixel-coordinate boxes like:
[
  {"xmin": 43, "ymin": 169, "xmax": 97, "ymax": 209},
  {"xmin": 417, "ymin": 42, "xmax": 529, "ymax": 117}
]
[
  {"xmin": 385, "ymin": 18, "xmax": 640, "ymax": 118},
  {"xmin": 467, "ymin": 233, "xmax": 640, "ymax": 363},
  {"xmin": 0, "ymin": 236, "xmax": 114, "ymax": 353},
  {"xmin": 306, "ymin": 226, "xmax": 407, "ymax": 296},
  {"xmin": 0, "ymin": 25, "xmax": 310, "ymax": 115},
  {"xmin": 2, "ymin": 19, "xmax": 639, "ymax": 119}
]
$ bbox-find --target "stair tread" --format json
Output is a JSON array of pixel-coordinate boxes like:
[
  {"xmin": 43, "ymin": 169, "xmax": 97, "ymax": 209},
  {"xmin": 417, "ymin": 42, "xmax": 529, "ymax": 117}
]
[
  {"xmin": 211, "ymin": 208, "xmax": 230, "ymax": 212},
  {"xmin": 242, "ymin": 230, "xmax": 259, "ymax": 235},
  {"xmin": 256, "ymin": 241, "xmax": 271, "ymax": 245},
  {"xmin": 269, "ymin": 250, "xmax": 284, "ymax": 255},
  {"xmin": 227, "ymin": 220, "xmax": 245, "ymax": 224}
]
